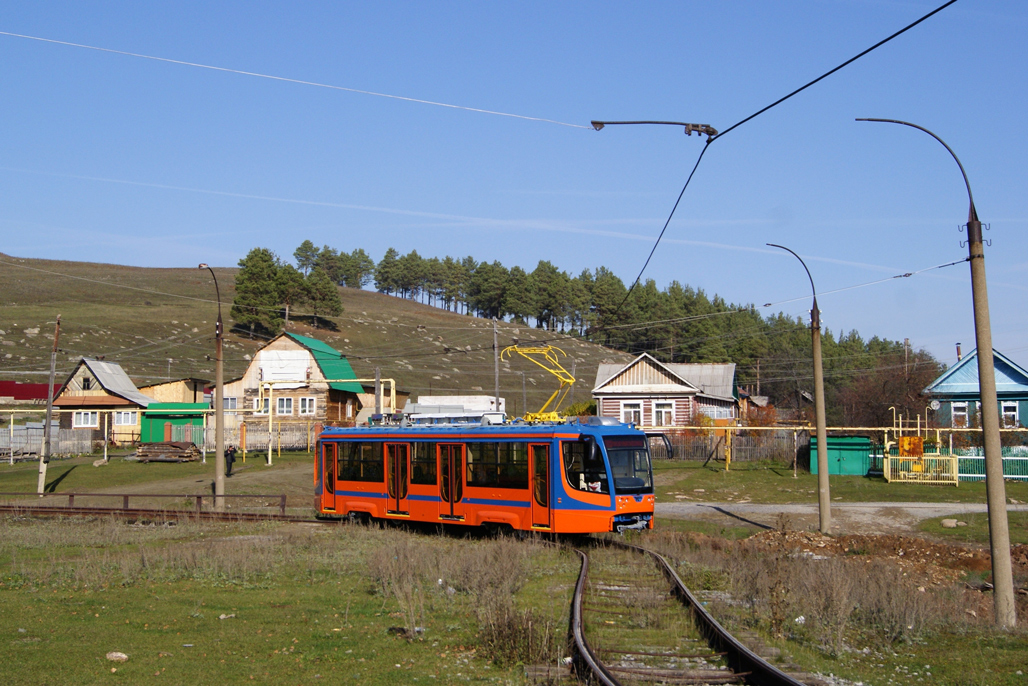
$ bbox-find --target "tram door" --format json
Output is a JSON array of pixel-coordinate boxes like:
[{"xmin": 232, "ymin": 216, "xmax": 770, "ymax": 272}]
[
  {"xmin": 530, "ymin": 444, "xmax": 550, "ymax": 528},
  {"xmin": 385, "ymin": 443, "xmax": 409, "ymax": 515},
  {"xmin": 321, "ymin": 442, "xmax": 337, "ymax": 512},
  {"xmin": 438, "ymin": 444, "xmax": 465, "ymax": 520}
]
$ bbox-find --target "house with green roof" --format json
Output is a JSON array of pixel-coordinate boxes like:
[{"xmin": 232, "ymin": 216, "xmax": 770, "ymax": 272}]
[
  {"xmin": 224, "ymin": 332, "xmax": 408, "ymax": 427},
  {"xmin": 923, "ymin": 348, "xmax": 1028, "ymax": 428}
]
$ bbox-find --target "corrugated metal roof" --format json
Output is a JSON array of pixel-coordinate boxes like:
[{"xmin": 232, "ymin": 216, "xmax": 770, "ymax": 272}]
[
  {"xmin": 924, "ymin": 348, "xmax": 1028, "ymax": 397},
  {"xmin": 593, "ymin": 353, "xmax": 735, "ymax": 401},
  {"xmin": 666, "ymin": 362, "xmax": 736, "ymax": 400},
  {"xmin": 285, "ymin": 333, "xmax": 364, "ymax": 393},
  {"xmin": 82, "ymin": 359, "xmax": 157, "ymax": 407}
]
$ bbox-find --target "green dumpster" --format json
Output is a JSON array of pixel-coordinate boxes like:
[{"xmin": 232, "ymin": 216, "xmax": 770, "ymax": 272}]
[{"xmin": 809, "ymin": 436, "xmax": 871, "ymax": 475}]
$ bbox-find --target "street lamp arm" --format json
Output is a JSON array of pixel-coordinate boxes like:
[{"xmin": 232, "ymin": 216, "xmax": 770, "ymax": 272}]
[
  {"xmin": 766, "ymin": 243, "xmax": 818, "ymax": 301},
  {"xmin": 591, "ymin": 120, "xmax": 718, "ymax": 138},
  {"xmin": 856, "ymin": 118, "xmax": 977, "ymax": 222}
]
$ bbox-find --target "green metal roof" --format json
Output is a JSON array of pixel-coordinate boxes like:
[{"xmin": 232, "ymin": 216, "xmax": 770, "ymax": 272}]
[
  {"xmin": 143, "ymin": 402, "xmax": 207, "ymax": 415},
  {"xmin": 285, "ymin": 333, "xmax": 364, "ymax": 393}
]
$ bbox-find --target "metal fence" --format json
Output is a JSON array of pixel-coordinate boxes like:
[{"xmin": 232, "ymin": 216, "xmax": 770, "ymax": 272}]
[
  {"xmin": 883, "ymin": 456, "xmax": 959, "ymax": 485},
  {"xmin": 649, "ymin": 429, "xmax": 800, "ymax": 465}
]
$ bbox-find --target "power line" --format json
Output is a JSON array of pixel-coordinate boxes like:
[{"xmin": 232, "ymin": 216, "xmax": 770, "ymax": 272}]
[
  {"xmin": 0, "ymin": 30, "xmax": 590, "ymax": 130},
  {"xmin": 761, "ymin": 257, "xmax": 968, "ymax": 309},
  {"xmin": 613, "ymin": 0, "xmax": 959, "ymax": 309}
]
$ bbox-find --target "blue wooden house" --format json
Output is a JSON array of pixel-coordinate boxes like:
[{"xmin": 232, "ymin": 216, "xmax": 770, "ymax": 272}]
[{"xmin": 924, "ymin": 349, "xmax": 1028, "ymax": 428}]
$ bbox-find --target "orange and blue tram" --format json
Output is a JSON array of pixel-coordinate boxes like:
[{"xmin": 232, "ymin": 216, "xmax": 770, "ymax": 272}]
[{"xmin": 314, "ymin": 417, "xmax": 655, "ymax": 534}]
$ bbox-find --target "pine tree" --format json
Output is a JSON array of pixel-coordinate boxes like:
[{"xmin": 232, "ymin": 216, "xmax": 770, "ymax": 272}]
[
  {"xmin": 375, "ymin": 248, "xmax": 400, "ymax": 294},
  {"xmin": 293, "ymin": 240, "xmax": 319, "ymax": 276},
  {"xmin": 305, "ymin": 267, "xmax": 343, "ymax": 329},
  {"xmin": 502, "ymin": 265, "xmax": 535, "ymax": 324},
  {"xmin": 230, "ymin": 248, "xmax": 282, "ymax": 338},
  {"xmin": 344, "ymin": 248, "xmax": 376, "ymax": 288},
  {"xmin": 276, "ymin": 264, "xmax": 307, "ymax": 330}
]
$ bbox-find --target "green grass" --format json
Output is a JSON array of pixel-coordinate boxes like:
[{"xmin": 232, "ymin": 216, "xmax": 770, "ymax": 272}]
[
  {"xmin": 654, "ymin": 459, "xmax": 1028, "ymax": 504},
  {"xmin": 0, "ymin": 516, "xmax": 573, "ymax": 685},
  {"xmin": 918, "ymin": 511, "xmax": 1028, "ymax": 546}
]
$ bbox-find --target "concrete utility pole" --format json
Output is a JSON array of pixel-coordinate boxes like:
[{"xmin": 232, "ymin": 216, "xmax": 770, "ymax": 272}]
[
  {"xmin": 858, "ymin": 118, "xmax": 1015, "ymax": 628},
  {"xmin": 493, "ymin": 318, "xmax": 500, "ymax": 413},
  {"xmin": 767, "ymin": 244, "xmax": 831, "ymax": 534},
  {"xmin": 37, "ymin": 316, "xmax": 61, "ymax": 496},
  {"xmin": 198, "ymin": 265, "xmax": 225, "ymax": 512}
]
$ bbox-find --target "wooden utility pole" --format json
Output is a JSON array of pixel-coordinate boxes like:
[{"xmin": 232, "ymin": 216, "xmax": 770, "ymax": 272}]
[{"xmin": 37, "ymin": 316, "xmax": 61, "ymax": 496}]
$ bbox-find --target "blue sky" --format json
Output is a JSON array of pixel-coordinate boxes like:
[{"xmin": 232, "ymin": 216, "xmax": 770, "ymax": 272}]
[{"xmin": 1, "ymin": 1, "xmax": 1026, "ymax": 368}]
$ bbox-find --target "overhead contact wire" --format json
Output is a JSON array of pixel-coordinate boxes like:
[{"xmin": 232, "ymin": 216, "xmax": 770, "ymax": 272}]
[{"xmin": 613, "ymin": 0, "xmax": 959, "ymax": 313}]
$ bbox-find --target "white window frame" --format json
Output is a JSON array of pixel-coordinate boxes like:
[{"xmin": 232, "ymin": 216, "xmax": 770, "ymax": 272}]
[
  {"xmin": 653, "ymin": 401, "xmax": 674, "ymax": 427},
  {"xmin": 254, "ymin": 398, "xmax": 269, "ymax": 415},
  {"xmin": 299, "ymin": 397, "xmax": 316, "ymax": 416},
  {"xmin": 698, "ymin": 404, "xmax": 735, "ymax": 420},
  {"xmin": 951, "ymin": 401, "xmax": 968, "ymax": 428},
  {"xmin": 223, "ymin": 397, "xmax": 237, "ymax": 415},
  {"xmin": 73, "ymin": 411, "xmax": 99, "ymax": 428},
  {"xmin": 621, "ymin": 401, "xmax": 642, "ymax": 425},
  {"xmin": 113, "ymin": 411, "xmax": 137, "ymax": 426},
  {"xmin": 1002, "ymin": 401, "xmax": 1018, "ymax": 428},
  {"xmin": 276, "ymin": 397, "xmax": 293, "ymax": 416},
  {"xmin": 346, "ymin": 400, "xmax": 353, "ymax": 419}
]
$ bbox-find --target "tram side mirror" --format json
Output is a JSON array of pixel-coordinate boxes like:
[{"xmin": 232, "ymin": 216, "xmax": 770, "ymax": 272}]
[{"xmin": 583, "ymin": 436, "xmax": 599, "ymax": 463}]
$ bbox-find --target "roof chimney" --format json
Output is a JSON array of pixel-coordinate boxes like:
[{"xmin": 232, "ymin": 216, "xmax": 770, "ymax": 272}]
[{"xmin": 956, "ymin": 342, "xmax": 962, "ymax": 361}]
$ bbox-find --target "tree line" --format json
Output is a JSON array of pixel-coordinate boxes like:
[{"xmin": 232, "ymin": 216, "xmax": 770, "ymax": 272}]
[{"xmin": 231, "ymin": 240, "xmax": 945, "ymax": 426}]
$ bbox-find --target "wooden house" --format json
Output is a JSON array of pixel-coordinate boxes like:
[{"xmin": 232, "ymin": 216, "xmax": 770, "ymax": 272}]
[
  {"xmin": 52, "ymin": 358, "xmax": 156, "ymax": 443},
  {"xmin": 226, "ymin": 333, "xmax": 408, "ymax": 428},
  {"xmin": 924, "ymin": 348, "xmax": 1028, "ymax": 428},
  {"xmin": 592, "ymin": 353, "xmax": 738, "ymax": 429}
]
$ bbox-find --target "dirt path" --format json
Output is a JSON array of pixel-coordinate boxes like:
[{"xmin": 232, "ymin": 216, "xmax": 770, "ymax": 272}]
[{"xmin": 657, "ymin": 501, "xmax": 1028, "ymax": 535}]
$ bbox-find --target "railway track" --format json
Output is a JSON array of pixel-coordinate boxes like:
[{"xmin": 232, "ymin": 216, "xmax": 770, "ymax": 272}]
[
  {"xmin": 0, "ymin": 500, "xmax": 316, "ymax": 524},
  {"xmin": 570, "ymin": 541, "xmax": 819, "ymax": 686}
]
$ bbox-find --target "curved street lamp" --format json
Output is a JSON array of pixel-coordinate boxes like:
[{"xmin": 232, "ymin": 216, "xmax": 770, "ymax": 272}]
[
  {"xmin": 856, "ymin": 118, "xmax": 1015, "ymax": 628},
  {"xmin": 767, "ymin": 244, "xmax": 831, "ymax": 535},
  {"xmin": 198, "ymin": 263, "xmax": 225, "ymax": 512}
]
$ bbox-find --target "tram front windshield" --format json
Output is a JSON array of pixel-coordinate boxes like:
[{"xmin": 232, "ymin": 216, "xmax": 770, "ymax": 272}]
[{"xmin": 602, "ymin": 436, "xmax": 653, "ymax": 494}]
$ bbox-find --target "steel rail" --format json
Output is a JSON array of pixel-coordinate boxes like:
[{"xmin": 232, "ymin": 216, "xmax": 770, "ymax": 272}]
[
  {"xmin": 0, "ymin": 503, "xmax": 319, "ymax": 524},
  {"xmin": 570, "ymin": 541, "xmax": 807, "ymax": 686}
]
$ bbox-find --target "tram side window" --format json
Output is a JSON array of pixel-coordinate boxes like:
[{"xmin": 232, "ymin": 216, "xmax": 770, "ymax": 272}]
[
  {"xmin": 338, "ymin": 442, "xmax": 384, "ymax": 483},
  {"xmin": 563, "ymin": 441, "xmax": 609, "ymax": 494},
  {"xmin": 411, "ymin": 442, "xmax": 437, "ymax": 485},
  {"xmin": 466, "ymin": 442, "xmax": 528, "ymax": 489}
]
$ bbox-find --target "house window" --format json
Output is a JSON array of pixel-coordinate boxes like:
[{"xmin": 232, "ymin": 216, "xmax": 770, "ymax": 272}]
[
  {"xmin": 73, "ymin": 411, "xmax": 99, "ymax": 428},
  {"xmin": 698, "ymin": 405, "xmax": 734, "ymax": 420},
  {"xmin": 277, "ymin": 397, "xmax": 293, "ymax": 416},
  {"xmin": 223, "ymin": 397, "xmax": 237, "ymax": 414},
  {"xmin": 113, "ymin": 411, "xmax": 137, "ymax": 426},
  {"xmin": 81, "ymin": 377, "xmax": 92, "ymax": 391},
  {"xmin": 621, "ymin": 402, "xmax": 642, "ymax": 425},
  {"xmin": 951, "ymin": 402, "xmax": 968, "ymax": 428},
  {"xmin": 254, "ymin": 398, "xmax": 269, "ymax": 415},
  {"xmin": 1002, "ymin": 401, "xmax": 1019, "ymax": 428},
  {"xmin": 299, "ymin": 397, "xmax": 316, "ymax": 416},
  {"xmin": 654, "ymin": 402, "xmax": 674, "ymax": 427},
  {"xmin": 346, "ymin": 401, "xmax": 353, "ymax": 419}
]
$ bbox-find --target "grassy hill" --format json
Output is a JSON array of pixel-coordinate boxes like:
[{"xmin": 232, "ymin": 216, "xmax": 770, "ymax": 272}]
[{"xmin": 0, "ymin": 253, "xmax": 630, "ymax": 416}]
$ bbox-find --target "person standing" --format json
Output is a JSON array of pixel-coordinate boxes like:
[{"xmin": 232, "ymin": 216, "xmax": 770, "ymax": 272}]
[{"xmin": 224, "ymin": 444, "xmax": 237, "ymax": 477}]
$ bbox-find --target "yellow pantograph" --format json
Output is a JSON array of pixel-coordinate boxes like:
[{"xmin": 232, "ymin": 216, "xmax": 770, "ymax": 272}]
[{"xmin": 501, "ymin": 344, "xmax": 575, "ymax": 422}]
